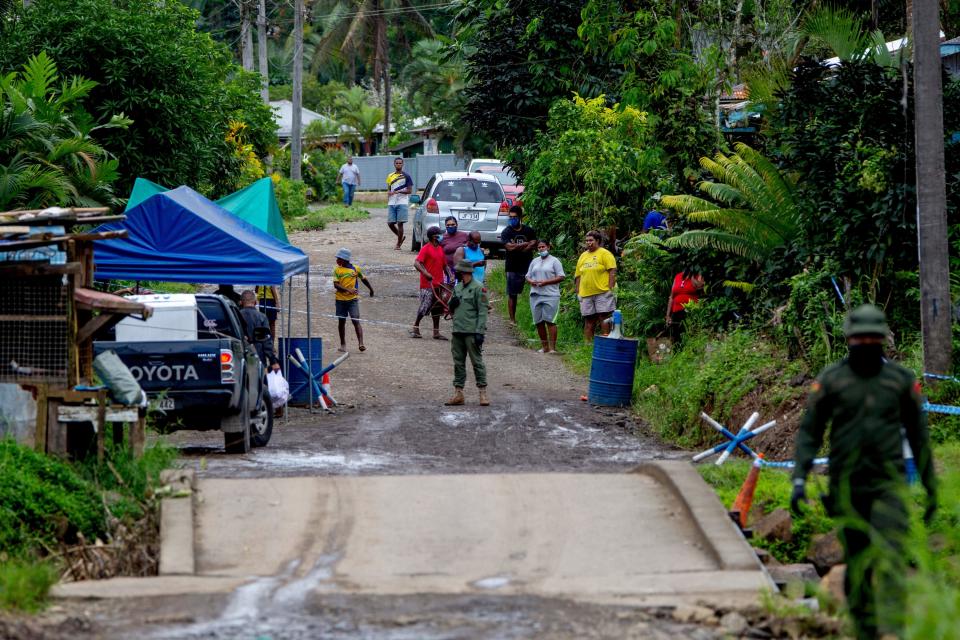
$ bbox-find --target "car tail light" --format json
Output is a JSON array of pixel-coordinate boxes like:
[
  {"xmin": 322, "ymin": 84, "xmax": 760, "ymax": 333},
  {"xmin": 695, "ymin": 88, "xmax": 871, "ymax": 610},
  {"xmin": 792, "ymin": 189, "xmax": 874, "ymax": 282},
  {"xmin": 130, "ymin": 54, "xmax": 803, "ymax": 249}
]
[
  {"xmin": 220, "ymin": 349, "xmax": 235, "ymax": 384},
  {"xmin": 498, "ymin": 200, "xmax": 510, "ymax": 215},
  {"xmin": 426, "ymin": 198, "xmax": 439, "ymax": 214}
]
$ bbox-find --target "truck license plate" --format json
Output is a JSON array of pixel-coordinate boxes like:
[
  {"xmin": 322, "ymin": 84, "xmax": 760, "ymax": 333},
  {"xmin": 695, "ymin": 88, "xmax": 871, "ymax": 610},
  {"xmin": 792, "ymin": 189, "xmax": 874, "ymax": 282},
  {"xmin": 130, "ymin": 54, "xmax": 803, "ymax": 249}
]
[
  {"xmin": 156, "ymin": 398, "xmax": 175, "ymax": 411},
  {"xmin": 458, "ymin": 211, "xmax": 479, "ymax": 221}
]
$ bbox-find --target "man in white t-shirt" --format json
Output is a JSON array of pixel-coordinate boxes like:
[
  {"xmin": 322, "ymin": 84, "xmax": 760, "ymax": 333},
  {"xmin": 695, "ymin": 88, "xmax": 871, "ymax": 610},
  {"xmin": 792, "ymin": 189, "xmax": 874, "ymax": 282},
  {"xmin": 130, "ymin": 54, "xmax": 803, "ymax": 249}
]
[{"xmin": 337, "ymin": 156, "xmax": 361, "ymax": 206}]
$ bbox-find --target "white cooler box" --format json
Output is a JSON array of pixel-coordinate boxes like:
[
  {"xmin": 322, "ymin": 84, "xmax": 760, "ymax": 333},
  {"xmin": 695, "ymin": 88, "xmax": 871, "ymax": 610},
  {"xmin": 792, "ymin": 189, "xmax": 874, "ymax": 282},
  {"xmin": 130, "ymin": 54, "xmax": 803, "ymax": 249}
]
[{"xmin": 115, "ymin": 294, "xmax": 198, "ymax": 342}]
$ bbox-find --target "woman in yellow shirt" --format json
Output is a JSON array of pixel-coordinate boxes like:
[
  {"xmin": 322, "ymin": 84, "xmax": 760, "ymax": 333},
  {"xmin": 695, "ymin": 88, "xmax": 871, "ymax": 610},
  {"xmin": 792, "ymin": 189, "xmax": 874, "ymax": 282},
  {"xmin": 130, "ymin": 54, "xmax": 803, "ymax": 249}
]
[{"xmin": 574, "ymin": 230, "xmax": 617, "ymax": 341}]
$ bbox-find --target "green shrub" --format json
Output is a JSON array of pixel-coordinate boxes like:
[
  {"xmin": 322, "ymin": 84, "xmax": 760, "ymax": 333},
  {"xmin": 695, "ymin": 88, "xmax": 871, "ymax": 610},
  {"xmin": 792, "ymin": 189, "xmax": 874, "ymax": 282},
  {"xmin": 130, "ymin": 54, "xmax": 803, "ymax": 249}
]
[
  {"xmin": 0, "ymin": 439, "xmax": 105, "ymax": 556},
  {"xmin": 304, "ymin": 149, "xmax": 347, "ymax": 202},
  {"xmin": 0, "ymin": 559, "xmax": 58, "ymax": 613},
  {"xmin": 273, "ymin": 176, "xmax": 309, "ymax": 219}
]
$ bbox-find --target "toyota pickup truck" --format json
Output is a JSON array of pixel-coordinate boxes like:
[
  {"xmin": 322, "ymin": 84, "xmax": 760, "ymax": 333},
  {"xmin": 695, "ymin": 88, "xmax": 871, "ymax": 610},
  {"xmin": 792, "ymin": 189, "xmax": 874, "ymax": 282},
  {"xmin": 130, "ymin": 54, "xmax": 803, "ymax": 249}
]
[{"xmin": 94, "ymin": 293, "xmax": 272, "ymax": 453}]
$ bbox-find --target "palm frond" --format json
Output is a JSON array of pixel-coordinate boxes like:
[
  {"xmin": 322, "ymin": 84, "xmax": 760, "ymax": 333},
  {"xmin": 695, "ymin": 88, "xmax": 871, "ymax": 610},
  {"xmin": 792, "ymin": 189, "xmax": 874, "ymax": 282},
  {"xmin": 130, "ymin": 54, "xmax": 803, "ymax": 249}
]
[{"xmin": 665, "ymin": 229, "xmax": 768, "ymax": 262}]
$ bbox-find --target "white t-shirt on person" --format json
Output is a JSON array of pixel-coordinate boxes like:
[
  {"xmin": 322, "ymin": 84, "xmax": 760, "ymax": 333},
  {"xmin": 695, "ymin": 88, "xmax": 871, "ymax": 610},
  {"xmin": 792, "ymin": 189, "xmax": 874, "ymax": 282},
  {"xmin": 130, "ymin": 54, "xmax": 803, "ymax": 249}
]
[
  {"xmin": 526, "ymin": 254, "xmax": 565, "ymax": 298},
  {"xmin": 339, "ymin": 163, "xmax": 360, "ymax": 185}
]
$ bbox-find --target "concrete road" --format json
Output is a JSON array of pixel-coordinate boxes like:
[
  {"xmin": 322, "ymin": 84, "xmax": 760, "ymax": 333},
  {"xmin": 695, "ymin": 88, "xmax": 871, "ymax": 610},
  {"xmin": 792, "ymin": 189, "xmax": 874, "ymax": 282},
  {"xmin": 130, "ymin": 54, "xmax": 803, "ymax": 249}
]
[{"xmin": 48, "ymin": 209, "xmax": 770, "ymax": 639}]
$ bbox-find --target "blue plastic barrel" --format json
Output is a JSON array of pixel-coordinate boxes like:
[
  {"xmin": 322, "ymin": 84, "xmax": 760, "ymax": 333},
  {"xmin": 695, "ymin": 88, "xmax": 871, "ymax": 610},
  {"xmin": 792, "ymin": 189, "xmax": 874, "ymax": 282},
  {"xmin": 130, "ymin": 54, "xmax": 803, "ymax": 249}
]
[
  {"xmin": 278, "ymin": 337, "xmax": 323, "ymax": 405},
  {"xmin": 588, "ymin": 336, "xmax": 639, "ymax": 406}
]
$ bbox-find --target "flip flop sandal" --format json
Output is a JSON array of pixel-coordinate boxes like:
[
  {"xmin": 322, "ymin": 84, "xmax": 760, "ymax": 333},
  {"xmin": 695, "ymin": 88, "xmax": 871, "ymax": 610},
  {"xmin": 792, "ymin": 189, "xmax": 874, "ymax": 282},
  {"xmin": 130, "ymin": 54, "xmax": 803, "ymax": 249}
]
[
  {"xmin": 359, "ymin": 345, "xmax": 367, "ymax": 351},
  {"xmin": 409, "ymin": 330, "xmax": 423, "ymax": 338},
  {"xmin": 433, "ymin": 334, "xmax": 448, "ymax": 341}
]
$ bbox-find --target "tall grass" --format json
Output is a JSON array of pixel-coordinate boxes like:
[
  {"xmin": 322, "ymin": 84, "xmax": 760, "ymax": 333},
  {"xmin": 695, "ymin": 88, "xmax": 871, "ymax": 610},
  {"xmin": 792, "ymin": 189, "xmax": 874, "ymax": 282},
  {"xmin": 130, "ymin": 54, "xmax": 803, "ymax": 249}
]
[
  {"xmin": 0, "ymin": 431, "xmax": 176, "ymax": 611},
  {"xmin": 286, "ymin": 204, "xmax": 370, "ymax": 233}
]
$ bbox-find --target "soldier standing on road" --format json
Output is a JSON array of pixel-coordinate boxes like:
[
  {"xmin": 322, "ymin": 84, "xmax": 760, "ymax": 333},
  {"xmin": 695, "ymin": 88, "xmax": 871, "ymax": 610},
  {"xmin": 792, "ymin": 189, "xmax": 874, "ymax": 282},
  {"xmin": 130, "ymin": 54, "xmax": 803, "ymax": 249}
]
[
  {"xmin": 445, "ymin": 259, "xmax": 489, "ymax": 407},
  {"xmin": 791, "ymin": 304, "xmax": 936, "ymax": 640}
]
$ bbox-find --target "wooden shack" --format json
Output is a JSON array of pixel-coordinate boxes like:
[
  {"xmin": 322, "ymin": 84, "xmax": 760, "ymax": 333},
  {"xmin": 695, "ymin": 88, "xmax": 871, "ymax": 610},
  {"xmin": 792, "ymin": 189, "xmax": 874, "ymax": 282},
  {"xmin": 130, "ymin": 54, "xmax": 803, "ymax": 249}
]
[{"xmin": 0, "ymin": 207, "xmax": 152, "ymax": 458}]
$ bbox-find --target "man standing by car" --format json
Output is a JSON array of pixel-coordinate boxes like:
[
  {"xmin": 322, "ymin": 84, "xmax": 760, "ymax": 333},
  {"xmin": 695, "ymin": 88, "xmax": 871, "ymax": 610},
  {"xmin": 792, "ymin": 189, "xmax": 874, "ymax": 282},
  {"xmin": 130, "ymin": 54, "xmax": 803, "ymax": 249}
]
[
  {"xmin": 386, "ymin": 157, "xmax": 413, "ymax": 250},
  {"xmin": 500, "ymin": 206, "xmax": 537, "ymax": 324},
  {"xmin": 337, "ymin": 156, "xmax": 361, "ymax": 206},
  {"xmin": 441, "ymin": 215, "xmax": 469, "ymax": 278},
  {"xmin": 239, "ymin": 290, "xmax": 279, "ymax": 371},
  {"xmin": 412, "ymin": 226, "xmax": 453, "ymax": 339}
]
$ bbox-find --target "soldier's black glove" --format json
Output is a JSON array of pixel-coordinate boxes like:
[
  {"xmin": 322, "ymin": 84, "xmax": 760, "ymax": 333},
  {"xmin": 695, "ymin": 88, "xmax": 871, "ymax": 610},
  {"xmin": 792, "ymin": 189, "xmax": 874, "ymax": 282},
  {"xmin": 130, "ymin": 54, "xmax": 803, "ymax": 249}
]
[
  {"xmin": 448, "ymin": 296, "xmax": 461, "ymax": 312},
  {"xmin": 790, "ymin": 479, "xmax": 807, "ymax": 516},
  {"xmin": 474, "ymin": 333, "xmax": 484, "ymax": 349}
]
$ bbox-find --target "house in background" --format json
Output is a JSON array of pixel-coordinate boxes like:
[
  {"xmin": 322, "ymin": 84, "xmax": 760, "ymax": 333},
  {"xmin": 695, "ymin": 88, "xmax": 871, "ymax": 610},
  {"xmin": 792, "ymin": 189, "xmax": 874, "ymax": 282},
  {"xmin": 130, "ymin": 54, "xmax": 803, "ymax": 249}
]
[
  {"xmin": 270, "ymin": 100, "xmax": 331, "ymax": 143},
  {"xmin": 387, "ymin": 122, "xmax": 453, "ymax": 157}
]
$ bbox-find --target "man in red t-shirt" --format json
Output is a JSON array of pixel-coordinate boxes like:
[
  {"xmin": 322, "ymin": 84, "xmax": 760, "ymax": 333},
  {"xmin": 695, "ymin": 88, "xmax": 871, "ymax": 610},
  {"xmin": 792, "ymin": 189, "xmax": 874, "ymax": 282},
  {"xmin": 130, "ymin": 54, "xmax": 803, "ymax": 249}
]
[
  {"xmin": 665, "ymin": 270, "xmax": 704, "ymax": 343},
  {"xmin": 412, "ymin": 226, "xmax": 453, "ymax": 339}
]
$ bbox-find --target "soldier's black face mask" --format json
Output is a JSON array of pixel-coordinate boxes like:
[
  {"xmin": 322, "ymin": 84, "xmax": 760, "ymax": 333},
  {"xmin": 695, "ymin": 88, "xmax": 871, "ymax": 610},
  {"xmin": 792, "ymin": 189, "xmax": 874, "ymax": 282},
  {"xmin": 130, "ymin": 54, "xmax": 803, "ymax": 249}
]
[{"xmin": 848, "ymin": 343, "xmax": 884, "ymax": 376}]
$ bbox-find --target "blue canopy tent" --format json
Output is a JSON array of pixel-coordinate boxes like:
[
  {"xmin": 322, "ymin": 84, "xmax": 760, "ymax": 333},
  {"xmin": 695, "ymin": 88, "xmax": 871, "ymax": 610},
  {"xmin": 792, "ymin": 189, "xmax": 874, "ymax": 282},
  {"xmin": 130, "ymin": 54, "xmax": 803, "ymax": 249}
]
[
  {"xmin": 95, "ymin": 186, "xmax": 306, "ymax": 284},
  {"xmin": 95, "ymin": 187, "xmax": 318, "ymax": 406}
]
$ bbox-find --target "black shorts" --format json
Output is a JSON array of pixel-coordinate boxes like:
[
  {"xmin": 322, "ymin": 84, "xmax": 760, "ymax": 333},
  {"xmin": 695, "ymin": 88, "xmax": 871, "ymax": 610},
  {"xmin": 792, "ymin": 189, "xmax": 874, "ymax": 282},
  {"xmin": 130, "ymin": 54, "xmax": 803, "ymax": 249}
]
[
  {"xmin": 258, "ymin": 302, "xmax": 278, "ymax": 322},
  {"xmin": 507, "ymin": 271, "xmax": 526, "ymax": 296}
]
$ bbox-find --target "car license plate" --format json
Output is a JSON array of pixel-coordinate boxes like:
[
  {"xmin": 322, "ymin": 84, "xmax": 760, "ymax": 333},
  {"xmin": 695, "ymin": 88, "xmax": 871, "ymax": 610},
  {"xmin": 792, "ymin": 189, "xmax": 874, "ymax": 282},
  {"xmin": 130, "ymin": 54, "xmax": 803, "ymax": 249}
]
[
  {"xmin": 458, "ymin": 211, "xmax": 479, "ymax": 221},
  {"xmin": 156, "ymin": 398, "xmax": 175, "ymax": 411}
]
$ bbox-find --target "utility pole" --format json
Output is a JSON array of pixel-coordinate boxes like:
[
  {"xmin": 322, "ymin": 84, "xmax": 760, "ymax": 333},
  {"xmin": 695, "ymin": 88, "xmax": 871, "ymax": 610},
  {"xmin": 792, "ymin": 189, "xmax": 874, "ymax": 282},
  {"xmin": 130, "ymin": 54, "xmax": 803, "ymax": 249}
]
[
  {"xmin": 257, "ymin": 0, "xmax": 269, "ymax": 103},
  {"xmin": 913, "ymin": 0, "xmax": 952, "ymax": 374},
  {"xmin": 239, "ymin": 1, "xmax": 254, "ymax": 71},
  {"xmin": 383, "ymin": 62, "xmax": 392, "ymax": 154},
  {"xmin": 291, "ymin": 0, "xmax": 304, "ymax": 181}
]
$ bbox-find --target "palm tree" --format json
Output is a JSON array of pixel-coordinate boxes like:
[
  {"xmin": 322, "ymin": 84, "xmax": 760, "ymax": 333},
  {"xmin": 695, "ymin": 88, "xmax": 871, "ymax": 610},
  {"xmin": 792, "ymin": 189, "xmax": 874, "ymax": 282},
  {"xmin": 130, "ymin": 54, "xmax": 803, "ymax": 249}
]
[
  {"xmin": 0, "ymin": 52, "xmax": 130, "ymax": 209},
  {"xmin": 338, "ymin": 103, "xmax": 383, "ymax": 156},
  {"xmin": 311, "ymin": 0, "xmax": 434, "ymax": 149},
  {"xmin": 400, "ymin": 39, "xmax": 465, "ymax": 122},
  {"xmin": 660, "ymin": 143, "xmax": 799, "ymax": 263}
]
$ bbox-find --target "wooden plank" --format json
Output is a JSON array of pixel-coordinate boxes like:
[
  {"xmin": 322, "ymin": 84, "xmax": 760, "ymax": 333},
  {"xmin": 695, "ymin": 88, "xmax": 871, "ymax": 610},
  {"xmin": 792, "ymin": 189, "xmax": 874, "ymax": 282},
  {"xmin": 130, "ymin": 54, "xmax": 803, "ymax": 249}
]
[
  {"xmin": 76, "ymin": 313, "xmax": 122, "ymax": 345},
  {"xmin": 74, "ymin": 287, "xmax": 151, "ymax": 316},
  {"xmin": 34, "ymin": 384, "xmax": 48, "ymax": 453},
  {"xmin": 0, "ymin": 262, "xmax": 80, "ymax": 276},
  {"xmin": 131, "ymin": 415, "xmax": 146, "ymax": 458},
  {"xmin": 0, "ymin": 314, "xmax": 66, "ymax": 322},
  {"xmin": 56, "ymin": 406, "xmax": 140, "ymax": 423},
  {"xmin": 46, "ymin": 399, "xmax": 66, "ymax": 456},
  {"xmin": 96, "ymin": 390, "xmax": 107, "ymax": 462}
]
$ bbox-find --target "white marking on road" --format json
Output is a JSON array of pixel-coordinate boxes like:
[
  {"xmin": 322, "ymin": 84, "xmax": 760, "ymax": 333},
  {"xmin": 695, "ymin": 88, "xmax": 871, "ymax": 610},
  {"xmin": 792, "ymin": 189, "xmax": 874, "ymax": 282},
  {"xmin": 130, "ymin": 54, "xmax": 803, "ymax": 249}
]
[{"xmin": 472, "ymin": 575, "xmax": 511, "ymax": 590}]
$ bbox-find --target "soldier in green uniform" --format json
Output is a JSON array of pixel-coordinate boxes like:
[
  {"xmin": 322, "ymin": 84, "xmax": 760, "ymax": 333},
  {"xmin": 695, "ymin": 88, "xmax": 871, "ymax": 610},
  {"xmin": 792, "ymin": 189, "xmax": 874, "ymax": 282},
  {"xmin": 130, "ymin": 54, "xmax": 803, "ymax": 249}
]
[
  {"xmin": 445, "ymin": 259, "xmax": 489, "ymax": 406},
  {"xmin": 791, "ymin": 304, "xmax": 936, "ymax": 640}
]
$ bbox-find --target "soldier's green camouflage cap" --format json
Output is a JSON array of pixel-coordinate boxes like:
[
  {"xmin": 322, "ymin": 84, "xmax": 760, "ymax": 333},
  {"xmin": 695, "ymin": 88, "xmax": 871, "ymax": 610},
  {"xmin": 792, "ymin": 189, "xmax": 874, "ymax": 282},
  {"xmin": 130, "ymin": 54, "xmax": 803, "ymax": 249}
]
[{"xmin": 843, "ymin": 303, "xmax": 889, "ymax": 337}]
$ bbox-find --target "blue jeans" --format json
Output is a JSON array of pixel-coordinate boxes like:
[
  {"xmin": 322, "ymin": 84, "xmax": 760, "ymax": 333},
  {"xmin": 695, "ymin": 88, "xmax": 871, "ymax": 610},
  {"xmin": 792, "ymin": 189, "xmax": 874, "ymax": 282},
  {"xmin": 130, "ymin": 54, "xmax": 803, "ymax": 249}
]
[{"xmin": 342, "ymin": 182, "xmax": 356, "ymax": 205}]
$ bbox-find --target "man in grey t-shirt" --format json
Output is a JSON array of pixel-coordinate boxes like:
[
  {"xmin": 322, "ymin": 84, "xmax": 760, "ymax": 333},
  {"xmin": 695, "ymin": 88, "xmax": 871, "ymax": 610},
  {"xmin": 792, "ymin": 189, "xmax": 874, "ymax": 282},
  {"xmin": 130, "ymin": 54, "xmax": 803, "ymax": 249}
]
[
  {"xmin": 337, "ymin": 157, "xmax": 361, "ymax": 206},
  {"xmin": 525, "ymin": 239, "xmax": 566, "ymax": 353}
]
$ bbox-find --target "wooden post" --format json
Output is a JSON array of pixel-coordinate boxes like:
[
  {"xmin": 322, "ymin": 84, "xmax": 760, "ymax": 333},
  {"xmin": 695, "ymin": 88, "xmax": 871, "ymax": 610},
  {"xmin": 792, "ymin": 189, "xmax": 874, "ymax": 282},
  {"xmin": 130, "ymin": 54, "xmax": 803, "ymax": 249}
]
[
  {"xmin": 131, "ymin": 412, "xmax": 146, "ymax": 458},
  {"xmin": 913, "ymin": 0, "xmax": 952, "ymax": 374},
  {"xmin": 96, "ymin": 388, "xmax": 107, "ymax": 462},
  {"xmin": 34, "ymin": 384, "xmax": 48, "ymax": 453}
]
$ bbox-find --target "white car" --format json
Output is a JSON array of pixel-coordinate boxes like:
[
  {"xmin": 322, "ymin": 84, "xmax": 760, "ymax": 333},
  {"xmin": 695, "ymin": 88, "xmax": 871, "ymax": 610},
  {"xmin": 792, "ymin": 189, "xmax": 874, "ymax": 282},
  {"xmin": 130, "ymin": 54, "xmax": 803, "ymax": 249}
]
[{"xmin": 409, "ymin": 171, "xmax": 510, "ymax": 251}]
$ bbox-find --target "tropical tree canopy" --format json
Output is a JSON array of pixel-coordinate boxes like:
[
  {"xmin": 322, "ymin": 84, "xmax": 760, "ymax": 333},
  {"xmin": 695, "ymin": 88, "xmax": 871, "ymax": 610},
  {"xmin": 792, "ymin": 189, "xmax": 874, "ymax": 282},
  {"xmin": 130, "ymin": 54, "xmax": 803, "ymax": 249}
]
[
  {"xmin": 662, "ymin": 143, "xmax": 799, "ymax": 263},
  {"xmin": 0, "ymin": 52, "xmax": 129, "ymax": 210}
]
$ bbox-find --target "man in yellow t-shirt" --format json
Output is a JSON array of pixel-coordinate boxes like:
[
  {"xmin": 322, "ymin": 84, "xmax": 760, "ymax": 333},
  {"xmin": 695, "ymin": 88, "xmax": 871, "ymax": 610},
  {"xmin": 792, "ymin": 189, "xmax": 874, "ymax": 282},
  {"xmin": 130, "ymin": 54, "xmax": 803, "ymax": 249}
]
[
  {"xmin": 574, "ymin": 230, "xmax": 617, "ymax": 341},
  {"xmin": 333, "ymin": 247, "xmax": 374, "ymax": 352}
]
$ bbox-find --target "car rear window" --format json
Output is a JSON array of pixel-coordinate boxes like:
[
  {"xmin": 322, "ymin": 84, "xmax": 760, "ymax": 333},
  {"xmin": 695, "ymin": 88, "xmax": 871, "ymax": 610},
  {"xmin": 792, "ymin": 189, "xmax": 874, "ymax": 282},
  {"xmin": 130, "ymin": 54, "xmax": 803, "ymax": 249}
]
[
  {"xmin": 433, "ymin": 179, "xmax": 504, "ymax": 203},
  {"xmin": 197, "ymin": 299, "xmax": 237, "ymax": 339},
  {"xmin": 474, "ymin": 166, "xmax": 517, "ymax": 186}
]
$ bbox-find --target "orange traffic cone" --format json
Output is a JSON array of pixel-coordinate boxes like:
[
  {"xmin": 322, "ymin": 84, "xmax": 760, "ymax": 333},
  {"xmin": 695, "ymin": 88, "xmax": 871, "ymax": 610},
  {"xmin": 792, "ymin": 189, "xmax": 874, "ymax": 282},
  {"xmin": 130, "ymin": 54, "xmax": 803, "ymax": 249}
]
[{"xmin": 731, "ymin": 455, "xmax": 763, "ymax": 529}]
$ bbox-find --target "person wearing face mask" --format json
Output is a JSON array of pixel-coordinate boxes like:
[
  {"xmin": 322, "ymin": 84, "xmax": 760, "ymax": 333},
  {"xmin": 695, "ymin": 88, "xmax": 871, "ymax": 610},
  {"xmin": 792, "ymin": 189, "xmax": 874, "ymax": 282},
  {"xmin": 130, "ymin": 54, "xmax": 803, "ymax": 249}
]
[
  {"xmin": 500, "ymin": 206, "xmax": 537, "ymax": 324},
  {"xmin": 453, "ymin": 230, "xmax": 487, "ymax": 283},
  {"xmin": 439, "ymin": 216, "xmax": 470, "ymax": 278},
  {"xmin": 525, "ymin": 240, "xmax": 565, "ymax": 353},
  {"xmin": 791, "ymin": 304, "xmax": 935, "ymax": 640},
  {"xmin": 411, "ymin": 226, "xmax": 454, "ymax": 339}
]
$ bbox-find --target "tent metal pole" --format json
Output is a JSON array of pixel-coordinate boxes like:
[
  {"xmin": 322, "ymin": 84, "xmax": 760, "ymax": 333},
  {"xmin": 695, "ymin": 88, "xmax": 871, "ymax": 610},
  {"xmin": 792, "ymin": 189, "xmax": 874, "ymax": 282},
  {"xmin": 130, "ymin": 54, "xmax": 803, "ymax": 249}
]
[{"xmin": 306, "ymin": 269, "xmax": 314, "ymax": 412}]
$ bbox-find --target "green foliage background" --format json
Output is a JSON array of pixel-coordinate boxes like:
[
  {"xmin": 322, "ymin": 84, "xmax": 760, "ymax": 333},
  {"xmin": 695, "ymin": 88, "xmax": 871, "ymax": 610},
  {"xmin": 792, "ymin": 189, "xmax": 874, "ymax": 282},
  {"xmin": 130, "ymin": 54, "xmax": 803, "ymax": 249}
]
[{"xmin": 0, "ymin": 0, "xmax": 276, "ymax": 198}]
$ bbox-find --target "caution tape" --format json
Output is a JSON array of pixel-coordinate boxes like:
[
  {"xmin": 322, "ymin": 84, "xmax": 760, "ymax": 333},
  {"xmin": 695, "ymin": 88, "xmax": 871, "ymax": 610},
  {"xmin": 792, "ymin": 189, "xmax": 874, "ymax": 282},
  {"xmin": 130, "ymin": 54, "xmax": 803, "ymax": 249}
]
[
  {"xmin": 761, "ymin": 457, "xmax": 829, "ymax": 469},
  {"xmin": 923, "ymin": 402, "xmax": 960, "ymax": 416}
]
